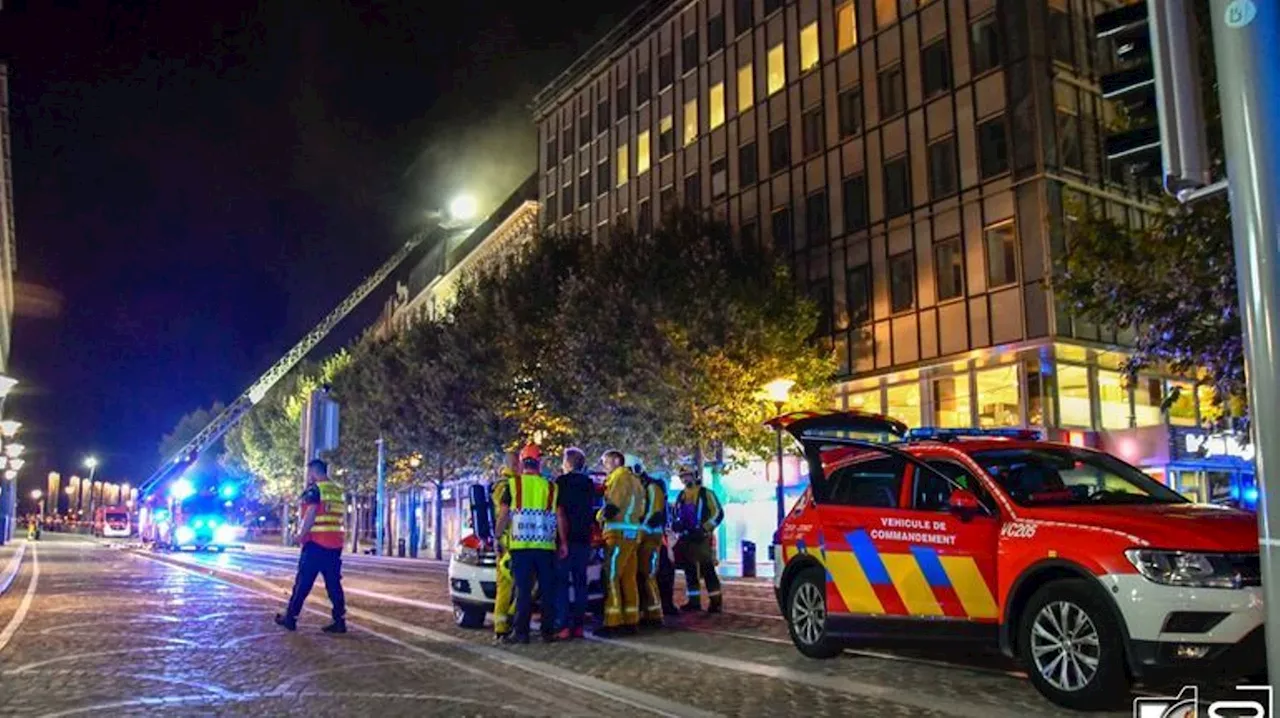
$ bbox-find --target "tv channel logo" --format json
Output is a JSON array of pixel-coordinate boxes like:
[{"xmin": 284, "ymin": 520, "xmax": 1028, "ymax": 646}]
[{"xmin": 1134, "ymin": 684, "xmax": 1273, "ymax": 718}]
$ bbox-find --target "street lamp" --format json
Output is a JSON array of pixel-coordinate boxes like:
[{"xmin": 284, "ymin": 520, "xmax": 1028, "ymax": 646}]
[
  {"xmin": 84, "ymin": 456, "xmax": 98, "ymax": 480},
  {"xmin": 0, "ymin": 420, "xmax": 20, "ymax": 438},
  {"xmin": 0, "ymin": 375, "xmax": 17, "ymax": 399},
  {"xmin": 763, "ymin": 378, "xmax": 796, "ymax": 528},
  {"xmin": 8, "ymin": 458, "xmax": 22, "ymax": 471},
  {"xmin": 4, "ymin": 443, "xmax": 24, "ymax": 459}
]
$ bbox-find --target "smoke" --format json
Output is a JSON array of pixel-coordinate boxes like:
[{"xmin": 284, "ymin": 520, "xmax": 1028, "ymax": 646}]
[{"xmin": 396, "ymin": 101, "xmax": 537, "ymax": 233}]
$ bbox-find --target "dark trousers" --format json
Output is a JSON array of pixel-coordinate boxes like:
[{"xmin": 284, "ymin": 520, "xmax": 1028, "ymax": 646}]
[
  {"xmin": 677, "ymin": 536, "xmax": 721, "ymax": 608},
  {"xmin": 286, "ymin": 542, "xmax": 346, "ymax": 622},
  {"xmin": 657, "ymin": 541, "xmax": 678, "ymax": 611},
  {"xmin": 556, "ymin": 543, "xmax": 591, "ymax": 631},
  {"xmin": 511, "ymin": 548, "xmax": 557, "ymax": 637}
]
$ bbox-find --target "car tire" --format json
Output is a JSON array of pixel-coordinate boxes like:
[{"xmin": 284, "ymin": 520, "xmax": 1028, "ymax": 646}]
[
  {"xmin": 1018, "ymin": 578, "xmax": 1129, "ymax": 711},
  {"xmin": 454, "ymin": 605, "xmax": 485, "ymax": 630},
  {"xmin": 785, "ymin": 566, "xmax": 841, "ymax": 659}
]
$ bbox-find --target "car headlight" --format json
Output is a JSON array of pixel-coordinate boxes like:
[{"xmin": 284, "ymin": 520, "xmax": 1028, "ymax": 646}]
[
  {"xmin": 455, "ymin": 544, "xmax": 481, "ymax": 566},
  {"xmin": 1124, "ymin": 549, "xmax": 1246, "ymax": 589},
  {"xmin": 214, "ymin": 525, "xmax": 237, "ymax": 544},
  {"xmin": 175, "ymin": 526, "xmax": 196, "ymax": 544}
]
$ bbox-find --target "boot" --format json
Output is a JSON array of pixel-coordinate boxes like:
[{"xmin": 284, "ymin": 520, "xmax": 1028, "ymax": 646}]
[
  {"xmin": 321, "ymin": 620, "xmax": 347, "ymax": 634},
  {"xmin": 274, "ymin": 614, "xmax": 297, "ymax": 632},
  {"xmin": 707, "ymin": 601, "xmax": 723, "ymax": 615},
  {"xmin": 681, "ymin": 601, "xmax": 702, "ymax": 612}
]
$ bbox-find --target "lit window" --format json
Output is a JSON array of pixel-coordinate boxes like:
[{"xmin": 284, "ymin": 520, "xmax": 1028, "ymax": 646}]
[
  {"xmin": 737, "ymin": 63, "xmax": 754, "ymax": 111},
  {"xmin": 875, "ymin": 0, "xmax": 897, "ymax": 28},
  {"xmin": 637, "ymin": 131, "xmax": 651, "ymax": 175},
  {"xmin": 836, "ymin": 2, "xmax": 858, "ymax": 53},
  {"xmin": 932, "ymin": 375, "xmax": 972, "ymax": 428},
  {"xmin": 886, "ymin": 382, "xmax": 921, "ymax": 429},
  {"xmin": 709, "ymin": 82, "xmax": 725, "ymax": 129},
  {"xmin": 800, "ymin": 22, "xmax": 819, "ymax": 72},
  {"xmin": 767, "ymin": 43, "xmax": 785, "ymax": 95},
  {"xmin": 1167, "ymin": 380, "xmax": 1197, "ymax": 427},
  {"xmin": 976, "ymin": 365, "xmax": 1021, "ymax": 427},
  {"xmin": 617, "ymin": 144, "xmax": 629, "ymax": 187},
  {"xmin": 1058, "ymin": 364, "xmax": 1091, "ymax": 427},
  {"xmin": 683, "ymin": 99, "xmax": 698, "ymax": 146},
  {"xmin": 659, "ymin": 115, "xmax": 674, "ymax": 156},
  {"xmin": 1133, "ymin": 377, "xmax": 1164, "ymax": 427},
  {"xmin": 1098, "ymin": 370, "xmax": 1131, "ymax": 430},
  {"xmin": 849, "ymin": 389, "xmax": 879, "ymax": 413}
]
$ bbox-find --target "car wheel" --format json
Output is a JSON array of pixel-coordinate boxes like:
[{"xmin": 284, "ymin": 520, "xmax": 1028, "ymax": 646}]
[
  {"xmin": 1018, "ymin": 578, "xmax": 1129, "ymax": 711},
  {"xmin": 454, "ymin": 604, "xmax": 485, "ymax": 630},
  {"xmin": 785, "ymin": 566, "xmax": 841, "ymax": 659}
]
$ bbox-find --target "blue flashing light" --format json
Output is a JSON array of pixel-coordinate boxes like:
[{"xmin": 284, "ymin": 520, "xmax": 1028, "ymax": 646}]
[
  {"xmin": 219, "ymin": 483, "xmax": 237, "ymax": 499},
  {"xmin": 153, "ymin": 508, "xmax": 170, "ymax": 522},
  {"xmin": 193, "ymin": 518, "xmax": 205, "ymax": 529},
  {"xmin": 1243, "ymin": 486, "xmax": 1260, "ymax": 505},
  {"xmin": 175, "ymin": 526, "xmax": 196, "ymax": 545},
  {"xmin": 906, "ymin": 427, "xmax": 1043, "ymax": 443},
  {"xmin": 170, "ymin": 478, "xmax": 195, "ymax": 502}
]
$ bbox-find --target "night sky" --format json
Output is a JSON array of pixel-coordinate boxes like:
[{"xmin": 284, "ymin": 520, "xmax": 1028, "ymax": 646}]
[{"xmin": 2, "ymin": 0, "xmax": 636, "ymax": 489}]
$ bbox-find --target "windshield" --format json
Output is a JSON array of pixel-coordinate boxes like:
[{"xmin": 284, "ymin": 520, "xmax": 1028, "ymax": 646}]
[
  {"xmin": 972, "ymin": 446, "xmax": 1189, "ymax": 507},
  {"xmin": 106, "ymin": 512, "xmax": 128, "ymax": 522}
]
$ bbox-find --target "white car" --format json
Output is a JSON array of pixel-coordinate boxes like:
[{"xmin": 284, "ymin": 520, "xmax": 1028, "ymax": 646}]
[{"xmin": 448, "ymin": 535, "xmax": 606, "ymax": 628}]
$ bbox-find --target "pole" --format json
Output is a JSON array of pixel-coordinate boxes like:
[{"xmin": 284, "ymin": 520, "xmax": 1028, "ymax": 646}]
[
  {"xmin": 1208, "ymin": 0, "xmax": 1280, "ymax": 677},
  {"xmin": 774, "ymin": 400, "xmax": 786, "ymax": 528},
  {"xmin": 375, "ymin": 436, "xmax": 386, "ymax": 556}
]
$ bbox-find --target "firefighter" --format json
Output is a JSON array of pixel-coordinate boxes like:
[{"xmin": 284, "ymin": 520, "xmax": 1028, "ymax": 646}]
[
  {"xmin": 494, "ymin": 444, "xmax": 559, "ymax": 644},
  {"xmin": 673, "ymin": 462, "xmax": 724, "ymax": 613},
  {"xmin": 276, "ymin": 459, "xmax": 348, "ymax": 633},
  {"xmin": 491, "ymin": 450, "xmax": 520, "ymax": 640},
  {"xmin": 633, "ymin": 458, "xmax": 668, "ymax": 627},
  {"xmin": 596, "ymin": 450, "xmax": 645, "ymax": 637}
]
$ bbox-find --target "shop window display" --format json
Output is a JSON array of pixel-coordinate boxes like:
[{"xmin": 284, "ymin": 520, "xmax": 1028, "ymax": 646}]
[
  {"xmin": 976, "ymin": 365, "xmax": 1020, "ymax": 427},
  {"xmin": 886, "ymin": 382, "xmax": 922, "ymax": 428},
  {"xmin": 1098, "ymin": 370, "xmax": 1130, "ymax": 430},
  {"xmin": 1058, "ymin": 364, "xmax": 1091, "ymax": 428},
  {"xmin": 932, "ymin": 375, "xmax": 972, "ymax": 427}
]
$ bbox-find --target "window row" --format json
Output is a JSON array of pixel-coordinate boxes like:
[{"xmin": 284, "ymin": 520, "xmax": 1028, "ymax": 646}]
[{"xmin": 543, "ymin": 6, "xmax": 1003, "ymax": 166}]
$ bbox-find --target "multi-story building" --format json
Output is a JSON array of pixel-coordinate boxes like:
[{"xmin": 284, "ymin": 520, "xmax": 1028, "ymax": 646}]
[
  {"xmin": 531, "ymin": 0, "xmax": 1252, "ymax": 534},
  {"xmin": 369, "ymin": 176, "xmax": 540, "ymax": 556}
]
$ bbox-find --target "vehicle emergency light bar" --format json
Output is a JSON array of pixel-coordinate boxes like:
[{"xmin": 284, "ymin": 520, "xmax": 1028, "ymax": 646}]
[{"xmin": 905, "ymin": 427, "xmax": 1043, "ymax": 442}]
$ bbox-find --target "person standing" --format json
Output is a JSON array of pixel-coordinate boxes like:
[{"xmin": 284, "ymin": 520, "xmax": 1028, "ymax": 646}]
[
  {"xmin": 494, "ymin": 444, "xmax": 559, "ymax": 644},
  {"xmin": 276, "ymin": 459, "xmax": 348, "ymax": 633},
  {"xmin": 596, "ymin": 450, "xmax": 645, "ymax": 637},
  {"xmin": 673, "ymin": 463, "xmax": 724, "ymax": 613},
  {"xmin": 553, "ymin": 447, "xmax": 595, "ymax": 641},
  {"xmin": 635, "ymin": 462, "xmax": 668, "ymax": 627},
  {"xmin": 491, "ymin": 452, "xmax": 519, "ymax": 641}
]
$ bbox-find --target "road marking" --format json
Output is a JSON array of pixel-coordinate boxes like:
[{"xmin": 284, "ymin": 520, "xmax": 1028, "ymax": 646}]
[
  {"xmin": 19, "ymin": 668, "xmax": 236, "ymax": 699},
  {"xmin": 35, "ymin": 690, "xmax": 540, "ymax": 718},
  {"xmin": 0, "ymin": 541, "xmax": 26, "ymax": 596},
  {"xmin": 0, "ymin": 543, "xmax": 38, "ymax": 655},
  {"xmin": 38, "ymin": 617, "xmax": 182, "ymax": 634},
  {"xmin": 136, "ymin": 551, "xmax": 713, "ymax": 718},
  {"xmin": 5, "ymin": 646, "xmax": 185, "ymax": 674},
  {"xmin": 274, "ymin": 657, "xmax": 418, "ymax": 693}
]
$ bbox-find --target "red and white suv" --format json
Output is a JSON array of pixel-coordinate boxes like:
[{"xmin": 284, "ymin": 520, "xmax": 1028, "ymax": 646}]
[{"xmin": 769, "ymin": 411, "xmax": 1263, "ymax": 710}]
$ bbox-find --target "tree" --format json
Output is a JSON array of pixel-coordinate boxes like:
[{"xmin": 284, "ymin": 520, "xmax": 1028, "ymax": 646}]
[
  {"xmin": 1055, "ymin": 196, "xmax": 1244, "ymax": 426},
  {"xmin": 158, "ymin": 401, "xmax": 226, "ymax": 461}
]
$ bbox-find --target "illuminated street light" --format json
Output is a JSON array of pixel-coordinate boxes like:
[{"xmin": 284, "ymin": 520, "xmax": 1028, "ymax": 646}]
[
  {"xmin": 30, "ymin": 489, "xmax": 41, "ymax": 500},
  {"xmin": 8, "ymin": 458, "xmax": 23, "ymax": 471},
  {"xmin": 0, "ymin": 375, "xmax": 16, "ymax": 399},
  {"xmin": 449, "ymin": 194, "xmax": 478, "ymax": 222},
  {"xmin": 170, "ymin": 478, "xmax": 195, "ymax": 502},
  {"xmin": 0, "ymin": 420, "xmax": 20, "ymax": 438},
  {"xmin": 762, "ymin": 378, "xmax": 796, "ymax": 530},
  {"xmin": 3, "ymin": 470, "xmax": 14, "ymax": 481},
  {"xmin": 4, "ymin": 443, "xmax": 24, "ymax": 459},
  {"xmin": 66, "ymin": 486, "xmax": 75, "ymax": 495}
]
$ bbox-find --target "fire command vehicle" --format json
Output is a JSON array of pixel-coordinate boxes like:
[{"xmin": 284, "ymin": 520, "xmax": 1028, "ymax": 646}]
[{"xmin": 770, "ymin": 411, "xmax": 1263, "ymax": 710}]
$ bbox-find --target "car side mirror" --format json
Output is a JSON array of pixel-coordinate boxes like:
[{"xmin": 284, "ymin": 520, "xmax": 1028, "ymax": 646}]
[{"xmin": 948, "ymin": 489, "xmax": 982, "ymax": 521}]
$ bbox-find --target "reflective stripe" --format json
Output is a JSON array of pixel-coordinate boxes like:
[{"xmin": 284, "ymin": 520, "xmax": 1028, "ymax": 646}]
[
  {"xmin": 309, "ymin": 481, "xmax": 347, "ymax": 540},
  {"xmin": 509, "ymin": 474, "xmax": 556, "ymax": 550}
]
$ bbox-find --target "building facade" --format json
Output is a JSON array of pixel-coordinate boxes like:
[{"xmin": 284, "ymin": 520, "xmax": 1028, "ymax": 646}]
[{"xmin": 530, "ymin": 0, "xmax": 1249, "ymax": 557}]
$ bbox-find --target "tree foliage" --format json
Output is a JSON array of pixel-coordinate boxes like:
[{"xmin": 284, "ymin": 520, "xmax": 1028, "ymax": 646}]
[
  {"xmin": 326, "ymin": 209, "xmax": 834, "ymax": 483},
  {"xmin": 1055, "ymin": 197, "xmax": 1243, "ymax": 423}
]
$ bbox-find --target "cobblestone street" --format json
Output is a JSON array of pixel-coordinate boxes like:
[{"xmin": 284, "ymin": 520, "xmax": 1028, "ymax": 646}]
[{"xmin": 0, "ymin": 534, "xmax": 1200, "ymax": 716}]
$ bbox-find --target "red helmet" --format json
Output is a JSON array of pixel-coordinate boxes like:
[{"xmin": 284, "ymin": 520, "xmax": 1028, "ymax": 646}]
[{"xmin": 519, "ymin": 443, "xmax": 542, "ymax": 463}]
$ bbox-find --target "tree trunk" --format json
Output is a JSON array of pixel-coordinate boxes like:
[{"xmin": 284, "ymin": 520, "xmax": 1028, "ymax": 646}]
[{"xmin": 434, "ymin": 470, "xmax": 445, "ymax": 561}]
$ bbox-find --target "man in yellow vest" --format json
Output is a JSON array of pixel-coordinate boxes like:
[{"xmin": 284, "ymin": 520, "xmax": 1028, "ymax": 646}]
[
  {"xmin": 596, "ymin": 450, "xmax": 645, "ymax": 637},
  {"xmin": 491, "ymin": 451, "xmax": 519, "ymax": 640},
  {"xmin": 674, "ymin": 463, "xmax": 724, "ymax": 613},
  {"xmin": 276, "ymin": 459, "xmax": 348, "ymax": 633},
  {"xmin": 494, "ymin": 444, "xmax": 559, "ymax": 644}
]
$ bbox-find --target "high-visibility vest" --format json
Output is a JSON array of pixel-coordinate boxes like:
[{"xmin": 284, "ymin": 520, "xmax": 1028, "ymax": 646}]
[
  {"xmin": 310, "ymin": 480, "xmax": 347, "ymax": 542},
  {"xmin": 507, "ymin": 473, "xmax": 557, "ymax": 550}
]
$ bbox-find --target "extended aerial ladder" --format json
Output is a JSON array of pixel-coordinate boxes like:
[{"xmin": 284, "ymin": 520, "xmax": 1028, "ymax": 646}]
[{"xmin": 138, "ymin": 219, "xmax": 472, "ymax": 496}]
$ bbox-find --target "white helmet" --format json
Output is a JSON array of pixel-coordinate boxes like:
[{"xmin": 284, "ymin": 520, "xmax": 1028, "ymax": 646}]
[{"xmin": 624, "ymin": 454, "xmax": 644, "ymax": 475}]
